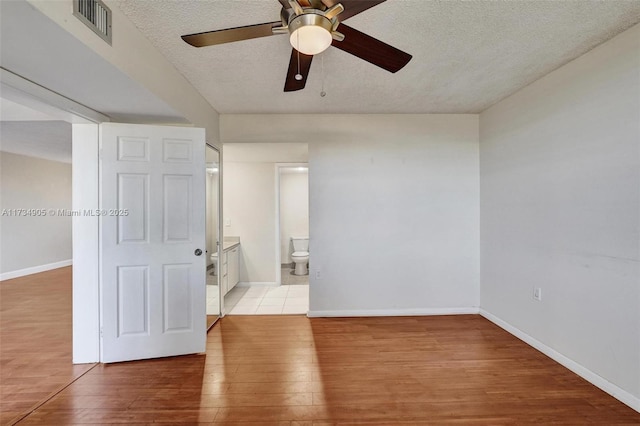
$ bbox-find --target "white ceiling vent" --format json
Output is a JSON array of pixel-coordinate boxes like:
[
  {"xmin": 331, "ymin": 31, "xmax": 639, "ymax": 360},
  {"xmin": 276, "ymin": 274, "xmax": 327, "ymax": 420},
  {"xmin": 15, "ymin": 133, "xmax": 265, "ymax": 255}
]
[{"xmin": 73, "ymin": 0, "xmax": 112, "ymax": 45}]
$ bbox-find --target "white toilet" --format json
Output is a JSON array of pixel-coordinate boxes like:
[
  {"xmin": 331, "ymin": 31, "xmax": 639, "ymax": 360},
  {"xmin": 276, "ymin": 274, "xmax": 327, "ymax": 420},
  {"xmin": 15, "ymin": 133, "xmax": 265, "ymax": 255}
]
[{"xmin": 290, "ymin": 237, "xmax": 309, "ymax": 276}]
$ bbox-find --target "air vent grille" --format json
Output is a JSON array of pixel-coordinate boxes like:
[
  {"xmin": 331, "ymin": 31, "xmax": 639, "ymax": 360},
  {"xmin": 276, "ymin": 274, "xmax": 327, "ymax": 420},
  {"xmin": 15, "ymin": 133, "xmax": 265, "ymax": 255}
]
[{"xmin": 73, "ymin": 0, "xmax": 112, "ymax": 44}]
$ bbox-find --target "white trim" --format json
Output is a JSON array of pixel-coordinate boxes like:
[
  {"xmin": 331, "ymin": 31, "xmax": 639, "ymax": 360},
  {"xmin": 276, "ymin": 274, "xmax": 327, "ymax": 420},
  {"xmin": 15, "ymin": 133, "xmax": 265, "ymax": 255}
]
[
  {"xmin": 236, "ymin": 281, "xmax": 279, "ymax": 287},
  {"xmin": 73, "ymin": 123, "xmax": 100, "ymax": 364},
  {"xmin": 0, "ymin": 259, "xmax": 72, "ymax": 281},
  {"xmin": 274, "ymin": 164, "xmax": 281, "ymax": 285},
  {"xmin": 307, "ymin": 307, "xmax": 479, "ymax": 318},
  {"xmin": 218, "ymin": 146, "xmax": 225, "ymax": 316},
  {"xmin": 480, "ymin": 309, "xmax": 640, "ymax": 413},
  {"xmin": 205, "ymin": 144, "xmax": 222, "ymax": 323},
  {"xmin": 0, "ymin": 68, "xmax": 109, "ymax": 124}
]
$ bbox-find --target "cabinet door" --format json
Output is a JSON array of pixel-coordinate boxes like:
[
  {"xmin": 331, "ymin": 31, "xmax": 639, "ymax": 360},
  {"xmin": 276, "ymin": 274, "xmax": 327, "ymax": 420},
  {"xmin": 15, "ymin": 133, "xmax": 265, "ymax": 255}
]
[
  {"xmin": 221, "ymin": 252, "xmax": 228, "ymax": 295},
  {"xmin": 228, "ymin": 248, "xmax": 239, "ymax": 290}
]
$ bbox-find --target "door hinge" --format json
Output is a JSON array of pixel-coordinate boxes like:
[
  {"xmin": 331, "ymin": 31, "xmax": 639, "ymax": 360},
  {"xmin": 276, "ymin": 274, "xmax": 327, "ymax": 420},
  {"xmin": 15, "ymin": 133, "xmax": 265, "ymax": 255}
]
[{"xmin": 100, "ymin": 326, "xmax": 103, "ymax": 338}]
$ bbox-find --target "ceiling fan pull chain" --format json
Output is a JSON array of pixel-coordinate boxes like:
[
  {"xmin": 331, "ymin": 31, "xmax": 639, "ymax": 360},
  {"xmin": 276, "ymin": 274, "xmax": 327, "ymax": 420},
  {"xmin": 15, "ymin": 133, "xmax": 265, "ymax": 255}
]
[
  {"xmin": 295, "ymin": 30, "xmax": 303, "ymax": 81},
  {"xmin": 320, "ymin": 53, "xmax": 326, "ymax": 97}
]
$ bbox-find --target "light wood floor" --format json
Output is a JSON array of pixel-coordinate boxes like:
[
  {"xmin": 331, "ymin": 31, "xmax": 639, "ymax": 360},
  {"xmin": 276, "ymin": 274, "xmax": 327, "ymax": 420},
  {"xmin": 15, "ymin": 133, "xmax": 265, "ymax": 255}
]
[{"xmin": 2, "ymin": 268, "xmax": 639, "ymax": 424}]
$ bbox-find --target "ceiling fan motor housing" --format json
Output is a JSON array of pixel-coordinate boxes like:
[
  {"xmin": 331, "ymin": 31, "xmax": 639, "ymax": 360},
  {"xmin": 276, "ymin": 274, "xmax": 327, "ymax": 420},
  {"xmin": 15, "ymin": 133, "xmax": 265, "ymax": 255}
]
[{"xmin": 288, "ymin": 12, "xmax": 333, "ymax": 35}]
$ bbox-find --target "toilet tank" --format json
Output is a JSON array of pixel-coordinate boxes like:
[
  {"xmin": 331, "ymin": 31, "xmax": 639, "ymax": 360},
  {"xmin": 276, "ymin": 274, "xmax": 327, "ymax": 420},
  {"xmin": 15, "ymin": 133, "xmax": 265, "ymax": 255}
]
[{"xmin": 291, "ymin": 237, "xmax": 309, "ymax": 252}]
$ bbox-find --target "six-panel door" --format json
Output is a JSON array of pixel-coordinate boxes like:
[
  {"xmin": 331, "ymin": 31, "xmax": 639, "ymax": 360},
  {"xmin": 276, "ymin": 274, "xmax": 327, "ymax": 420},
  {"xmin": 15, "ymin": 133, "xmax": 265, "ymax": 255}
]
[{"xmin": 100, "ymin": 123, "xmax": 206, "ymax": 363}]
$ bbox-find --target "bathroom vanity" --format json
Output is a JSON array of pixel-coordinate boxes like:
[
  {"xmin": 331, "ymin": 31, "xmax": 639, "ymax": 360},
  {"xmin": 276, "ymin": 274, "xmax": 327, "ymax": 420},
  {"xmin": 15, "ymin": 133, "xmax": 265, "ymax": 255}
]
[{"xmin": 220, "ymin": 239, "xmax": 240, "ymax": 296}]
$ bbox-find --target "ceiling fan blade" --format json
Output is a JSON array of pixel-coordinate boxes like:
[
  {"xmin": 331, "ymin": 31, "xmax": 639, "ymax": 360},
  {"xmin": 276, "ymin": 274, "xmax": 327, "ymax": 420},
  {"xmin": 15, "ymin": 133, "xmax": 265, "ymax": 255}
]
[
  {"xmin": 331, "ymin": 24, "xmax": 411, "ymax": 73},
  {"xmin": 182, "ymin": 21, "xmax": 282, "ymax": 47},
  {"xmin": 321, "ymin": 0, "xmax": 385, "ymax": 21},
  {"xmin": 284, "ymin": 49, "xmax": 314, "ymax": 92},
  {"xmin": 278, "ymin": 0, "xmax": 313, "ymax": 8}
]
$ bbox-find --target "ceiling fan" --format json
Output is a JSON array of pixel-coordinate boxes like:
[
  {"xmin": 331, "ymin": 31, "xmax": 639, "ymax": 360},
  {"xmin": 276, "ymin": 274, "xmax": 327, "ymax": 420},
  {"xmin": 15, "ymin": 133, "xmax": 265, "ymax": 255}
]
[{"xmin": 181, "ymin": 0, "xmax": 412, "ymax": 92}]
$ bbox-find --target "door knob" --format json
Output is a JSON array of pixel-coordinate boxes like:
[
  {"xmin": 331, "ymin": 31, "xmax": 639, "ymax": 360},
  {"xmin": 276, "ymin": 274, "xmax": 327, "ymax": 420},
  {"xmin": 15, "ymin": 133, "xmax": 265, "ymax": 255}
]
[{"xmin": 194, "ymin": 249, "xmax": 203, "ymax": 256}]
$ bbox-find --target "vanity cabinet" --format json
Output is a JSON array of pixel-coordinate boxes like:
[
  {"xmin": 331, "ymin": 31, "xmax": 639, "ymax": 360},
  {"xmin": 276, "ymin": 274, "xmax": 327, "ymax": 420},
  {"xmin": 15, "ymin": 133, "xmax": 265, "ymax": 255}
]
[
  {"xmin": 221, "ymin": 252, "xmax": 228, "ymax": 295},
  {"xmin": 221, "ymin": 244, "xmax": 240, "ymax": 296},
  {"xmin": 227, "ymin": 247, "xmax": 239, "ymax": 292}
]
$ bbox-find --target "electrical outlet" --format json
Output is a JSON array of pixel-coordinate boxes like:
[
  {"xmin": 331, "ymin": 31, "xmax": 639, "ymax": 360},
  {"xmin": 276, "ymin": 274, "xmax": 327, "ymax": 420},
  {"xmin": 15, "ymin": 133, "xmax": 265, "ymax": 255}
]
[
  {"xmin": 315, "ymin": 269, "xmax": 321, "ymax": 280},
  {"xmin": 533, "ymin": 287, "xmax": 542, "ymax": 301}
]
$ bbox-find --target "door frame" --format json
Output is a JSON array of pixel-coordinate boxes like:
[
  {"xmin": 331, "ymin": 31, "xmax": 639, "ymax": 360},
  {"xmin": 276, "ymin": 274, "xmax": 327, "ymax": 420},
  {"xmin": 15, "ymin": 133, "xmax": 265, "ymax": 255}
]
[
  {"xmin": 1, "ymin": 68, "xmax": 106, "ymax": 363},
  {"xmin": 274, "ymin": 163, "xmax": 309, "ymax": 286},
  {"xmin": 206, "ymin": 143, "xmax": 223, "ymax": 325}
]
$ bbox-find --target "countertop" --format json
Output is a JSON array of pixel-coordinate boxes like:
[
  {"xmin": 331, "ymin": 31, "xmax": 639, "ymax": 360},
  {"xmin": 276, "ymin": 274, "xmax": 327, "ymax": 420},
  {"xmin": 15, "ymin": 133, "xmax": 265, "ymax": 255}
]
[{"xmin": 221, "ymin": 241, "xmax": 240, "ymax": 252}]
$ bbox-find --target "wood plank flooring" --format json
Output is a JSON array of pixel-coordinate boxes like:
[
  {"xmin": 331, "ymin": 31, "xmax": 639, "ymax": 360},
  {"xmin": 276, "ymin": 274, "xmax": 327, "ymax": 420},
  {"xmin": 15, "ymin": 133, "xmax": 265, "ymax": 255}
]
[
  {"xmin": 2, "ymin": 268, "xmax": 639, "ymax": 424},
  {"xmin": 0, "ymin": 267, "xmax": 94, "ymax": 425}
]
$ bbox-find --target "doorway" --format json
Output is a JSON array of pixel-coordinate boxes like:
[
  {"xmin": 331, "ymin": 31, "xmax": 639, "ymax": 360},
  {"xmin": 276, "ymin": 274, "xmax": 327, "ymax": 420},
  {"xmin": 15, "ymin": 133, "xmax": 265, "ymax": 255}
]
[
  {"xmin": 0, "ymin": 101, "xmax": 73, "ymax": 280},
  {"xmin": 219, "ymin": 144, "xmax": 309, "ymax": 315},
  {"xmin": 205, "ymin": 144, "xmax": 221, "ymax": 328},
  {"xmin": 0, "ymin": 69, "xmax": 108, "ymax": 364},
  {"xmin": 276, "ymin": 164, "xmax": 310, "ymax": 288},
  {"xmin": 221, "ymin": 162, "xmax": 310, "ymax": 315}
]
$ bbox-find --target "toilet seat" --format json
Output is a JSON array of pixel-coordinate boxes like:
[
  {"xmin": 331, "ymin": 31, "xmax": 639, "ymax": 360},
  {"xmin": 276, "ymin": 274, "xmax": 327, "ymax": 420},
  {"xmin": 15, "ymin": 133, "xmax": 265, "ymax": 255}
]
[{"xmin": 292, "ymin": 251, "xmax": 309, "ymax": 257}]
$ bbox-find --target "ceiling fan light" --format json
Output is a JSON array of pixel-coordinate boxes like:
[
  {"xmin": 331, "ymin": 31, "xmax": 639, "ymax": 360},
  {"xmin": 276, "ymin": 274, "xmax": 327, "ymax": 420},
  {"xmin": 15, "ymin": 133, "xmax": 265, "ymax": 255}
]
[{"xmin": 288, "ymin": 14, "xmax": 333, "ymax": 55}]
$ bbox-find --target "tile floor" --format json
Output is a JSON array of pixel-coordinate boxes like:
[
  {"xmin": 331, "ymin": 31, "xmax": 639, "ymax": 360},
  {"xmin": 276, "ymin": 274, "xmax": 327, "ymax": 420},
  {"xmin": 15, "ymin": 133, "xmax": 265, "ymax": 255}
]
[
  {"xmin": 206, "ymin": 270, "xmax": 220, "ymax": 316},
  {"xmin": 206, "ymin": 283, "xmax": 220, "ymax": 315},
  {"xmin": 225, "ymin": 284, "xmax": 309, "ymax": 315},
  {"xmin": 281, "ymin": 264, "xmax": 310, "ymax": 285}
]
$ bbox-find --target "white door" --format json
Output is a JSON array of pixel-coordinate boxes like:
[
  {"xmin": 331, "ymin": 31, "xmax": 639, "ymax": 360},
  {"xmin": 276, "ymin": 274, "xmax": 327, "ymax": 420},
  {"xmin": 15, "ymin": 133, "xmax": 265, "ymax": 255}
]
[{"xmin": 100, "ymin": 123, "xmax": 206, "ymax": 363}]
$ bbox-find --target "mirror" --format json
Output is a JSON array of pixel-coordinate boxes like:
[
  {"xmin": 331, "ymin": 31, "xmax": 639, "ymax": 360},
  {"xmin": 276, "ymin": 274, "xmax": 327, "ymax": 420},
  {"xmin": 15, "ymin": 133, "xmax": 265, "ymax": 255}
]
[{"xmin": 205, "ymin": 145, "xmax": 220, "ymax": 329}]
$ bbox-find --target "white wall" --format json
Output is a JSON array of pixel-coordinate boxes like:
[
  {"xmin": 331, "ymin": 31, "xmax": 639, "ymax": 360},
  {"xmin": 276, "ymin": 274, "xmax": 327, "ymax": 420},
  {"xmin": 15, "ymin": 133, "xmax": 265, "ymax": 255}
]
[
  {"xmin": 221, "ymin": 114, "xmax": 480, "ymax": 315},
  {"xmin": 309, "ymin": 116, "xmax": 479, "ymax": 315},
  {"xmin": 280, "ymin": 170, "xmax": 309, "ymax": 263},
  {"xmin": 0, "ymin": 151, "xmax": 72, "ymax": 277},
  {"xmin": 223, "ymin": 161, "xmax": 277, "ymax": 283},
  {"xmin": 479, "ymin": 23, "xmax": 640, "ymax": 407}
]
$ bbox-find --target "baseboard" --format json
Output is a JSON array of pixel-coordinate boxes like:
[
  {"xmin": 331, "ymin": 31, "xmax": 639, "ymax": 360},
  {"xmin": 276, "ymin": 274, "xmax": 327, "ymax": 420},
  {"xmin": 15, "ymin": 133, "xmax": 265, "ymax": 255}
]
[
  {"xmin": 307, "ymin": 307, "xmax": 479, "ymax": 318},
  {"xmin": 236, "ymin": 281, "xmax": 279, "ymax": 287},
  {"xmin": 480, "ymin": 309, "xmax": 640, "ymax": 413},
  {"xmin": 0, "ymin": 259, "xmax": 72, "ymax": 281}
]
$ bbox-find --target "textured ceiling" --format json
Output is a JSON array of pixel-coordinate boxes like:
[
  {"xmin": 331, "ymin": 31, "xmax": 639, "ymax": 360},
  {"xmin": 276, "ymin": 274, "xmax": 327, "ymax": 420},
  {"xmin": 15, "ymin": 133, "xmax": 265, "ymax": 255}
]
[{"xmin": 118, "ymin": 1, "xmax": 639, "ymax": 114}]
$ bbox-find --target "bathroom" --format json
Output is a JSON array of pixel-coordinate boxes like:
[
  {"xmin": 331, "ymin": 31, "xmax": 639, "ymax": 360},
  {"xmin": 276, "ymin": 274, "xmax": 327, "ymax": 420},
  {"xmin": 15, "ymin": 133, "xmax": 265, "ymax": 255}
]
[
  {"xmin": 220, "ymin": 143, "xmax": 309, "ymax": 315},
  {"xmin": 279, "ymin": 165, "xmax": 310, "ymax": 285}
]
